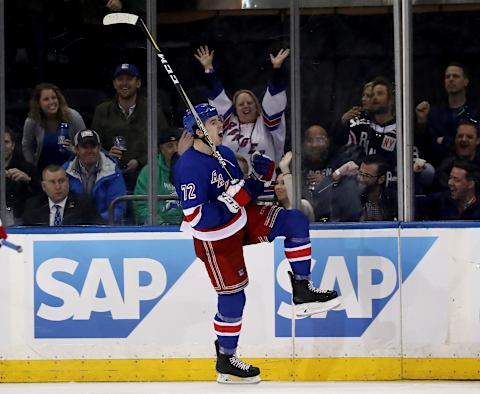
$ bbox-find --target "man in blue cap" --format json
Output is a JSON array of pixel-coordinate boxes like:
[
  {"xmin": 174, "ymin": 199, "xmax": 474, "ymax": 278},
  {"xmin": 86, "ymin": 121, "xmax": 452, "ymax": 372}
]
[{"xmin": 92, "ymin": 63, "xmax": 169, "ymax": 191}]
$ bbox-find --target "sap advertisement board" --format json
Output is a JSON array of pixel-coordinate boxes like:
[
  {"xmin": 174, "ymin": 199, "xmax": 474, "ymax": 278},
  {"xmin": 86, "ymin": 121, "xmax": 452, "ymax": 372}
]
[{"xmin": 0, "ymin": 227, "xmax": 479, "ymax": 359}]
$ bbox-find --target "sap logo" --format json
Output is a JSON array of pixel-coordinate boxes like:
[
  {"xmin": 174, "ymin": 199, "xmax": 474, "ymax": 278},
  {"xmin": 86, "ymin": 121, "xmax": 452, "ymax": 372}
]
[
  {"xmin": 274, "ymin": 236, "xmax": 437, "ymax": 337},
  {"xmin": 277, "ymin": 255, "xmax": 397, "ymax": 320},
  {"xmin": 34, "ymin": 239, "xmax": 196, "ymax": 338},
  {"xmin": 36, "ymin": 257, "xmax": 166, "ymax": 321}
]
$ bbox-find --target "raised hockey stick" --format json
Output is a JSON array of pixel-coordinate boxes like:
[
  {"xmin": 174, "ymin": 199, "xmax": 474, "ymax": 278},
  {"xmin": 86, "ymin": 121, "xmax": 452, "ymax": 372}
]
[
  {"xmin": 0, "ymin": 239, "xmax": 23, "ymax": 253},
  {"xmin": 103, "ymin": 12, "xmax": 234, "ymax": 181}
]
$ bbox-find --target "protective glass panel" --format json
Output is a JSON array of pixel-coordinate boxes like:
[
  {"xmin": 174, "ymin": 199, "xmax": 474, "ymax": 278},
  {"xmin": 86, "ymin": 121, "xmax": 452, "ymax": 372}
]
[
  {"xmin": 299, "ymin": 5, "xmax": 397, "ymax": 223},
  {"xmin": 412, "ymin": 4, "xmax": 480, "ymax": 221},
  {"xmin": 4, "ymin": 0, "xmax": 147, "ymax": 227}
]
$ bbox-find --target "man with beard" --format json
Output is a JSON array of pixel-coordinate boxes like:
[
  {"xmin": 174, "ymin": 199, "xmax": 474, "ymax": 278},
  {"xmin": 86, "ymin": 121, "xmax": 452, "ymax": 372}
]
[
  {"xmin": 301, "ymin": 124, "xmax": 364, "ymax": 221},
  {"xmin": 311, "ymin": 154, "xmax": 397, "ymax": 222},
  {"xmin": 92, "ymin": 63, "xmax": 169, "ymax": 191},
  {"xmin": 366, "ymin": 77, "xmax": 397, "ymax": 175},
  {"xmin": 351, "ymin": 76, "xmax": 432, "ymax": 193},
  {"xmin": 302, "ymin": 125, "xmax": 362, "ymax": 193},
  {"xmin": 334, "ymin": 77, "xmax": 398, "ymax": 187},
  {"xmin": 356, "ymin": 155, "xmax": 397, "ymax": 221},
  {"xmin": 302, "ymin": 124, "xmax": 332, "ymax": 193}
]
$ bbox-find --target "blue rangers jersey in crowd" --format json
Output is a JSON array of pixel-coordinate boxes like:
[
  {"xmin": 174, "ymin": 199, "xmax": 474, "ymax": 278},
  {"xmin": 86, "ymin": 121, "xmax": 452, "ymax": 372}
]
[{"xmin": 174, "ymin": 144, "xmax": 263, "ymax": 241}]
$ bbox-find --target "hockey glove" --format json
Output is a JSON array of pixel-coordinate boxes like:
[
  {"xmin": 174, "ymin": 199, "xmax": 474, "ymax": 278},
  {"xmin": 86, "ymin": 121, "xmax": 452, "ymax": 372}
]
[
  {"xmin": 251, "ymin": 152, "xmax": 275, "ymax": 183},
  {"xmin": 217, "ymin": 192, "xmax": 241, "ymax": 214}
]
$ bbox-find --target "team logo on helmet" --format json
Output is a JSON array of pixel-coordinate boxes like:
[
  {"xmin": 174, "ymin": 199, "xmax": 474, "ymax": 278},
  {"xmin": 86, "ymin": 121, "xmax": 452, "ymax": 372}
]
[{"xmin": 183, "ymin": 103, "xmax": 218, "ymax": 134}]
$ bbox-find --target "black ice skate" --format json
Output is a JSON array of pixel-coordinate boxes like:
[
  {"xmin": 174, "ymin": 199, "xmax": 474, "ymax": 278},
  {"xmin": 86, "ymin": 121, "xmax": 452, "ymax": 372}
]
[
  {"xmin": 215, "ymin": 340, "xmax": 261, "ymax": 384},
  {"xmin": 288, "ymin": 271, "xmax": 342, "ymax": 317}
]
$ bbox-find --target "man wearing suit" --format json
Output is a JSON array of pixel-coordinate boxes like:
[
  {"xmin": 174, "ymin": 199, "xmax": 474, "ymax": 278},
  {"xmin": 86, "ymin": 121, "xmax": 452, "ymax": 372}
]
[{"xmin": 22, "ymin": 164, "xmax": 103, "ymax": 226}]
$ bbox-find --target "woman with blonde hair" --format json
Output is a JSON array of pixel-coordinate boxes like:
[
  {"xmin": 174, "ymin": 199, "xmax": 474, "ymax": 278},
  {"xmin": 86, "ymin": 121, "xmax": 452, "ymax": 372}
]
[
  {"xmin": 275, "ymin": 152, "xmax": 315, "ymax": 222},
  {"xmin": 22, "ymin": 82, "xmax": 86, "ymax": 170},
  {"xmin": 194, "ymin": 45, "xmax": 289, "ymax": 184}
]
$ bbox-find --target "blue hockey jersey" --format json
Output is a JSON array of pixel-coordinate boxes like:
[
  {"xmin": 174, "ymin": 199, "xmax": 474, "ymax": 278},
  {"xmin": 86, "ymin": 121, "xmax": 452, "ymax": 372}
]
[{"xmin": 174, "ymin": 145, "xmax": 262, "ymax": 241}]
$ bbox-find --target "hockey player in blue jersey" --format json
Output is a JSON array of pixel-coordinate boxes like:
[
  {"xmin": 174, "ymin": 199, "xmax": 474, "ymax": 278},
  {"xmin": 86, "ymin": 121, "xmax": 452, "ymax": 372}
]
[{"xmin": 174, "ymin": 103, "xmax": 341, "ymax": 384}]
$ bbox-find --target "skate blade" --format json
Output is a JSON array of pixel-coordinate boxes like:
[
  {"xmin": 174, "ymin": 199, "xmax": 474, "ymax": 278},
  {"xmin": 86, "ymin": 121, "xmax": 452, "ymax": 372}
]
[
  {"xmin": 217, "ymin": 373, "xmax": 261, "ymax": 384},
  {"xmin": 295, "ymin": 296, "xmax": 343, "ymax": 317}
]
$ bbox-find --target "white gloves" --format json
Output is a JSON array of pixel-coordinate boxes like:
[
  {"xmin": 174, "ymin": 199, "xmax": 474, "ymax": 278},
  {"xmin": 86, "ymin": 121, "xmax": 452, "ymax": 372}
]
[{"xmin": 217, "ymin": 192, "xmax": 241, "ymax": 213}]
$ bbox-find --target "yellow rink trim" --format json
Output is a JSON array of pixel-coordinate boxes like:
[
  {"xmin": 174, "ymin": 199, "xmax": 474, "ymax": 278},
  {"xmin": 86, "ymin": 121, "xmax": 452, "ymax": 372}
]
[{"xmin": 0, "ymin": 358, "xmax": 479, "ymax": 382}]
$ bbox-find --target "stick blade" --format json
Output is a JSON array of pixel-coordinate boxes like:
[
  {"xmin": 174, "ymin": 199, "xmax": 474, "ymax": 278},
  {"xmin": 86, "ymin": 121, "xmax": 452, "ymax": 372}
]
[{"xmin": 103, "ymin": 13, "xmax": 139, "ymax": 26}]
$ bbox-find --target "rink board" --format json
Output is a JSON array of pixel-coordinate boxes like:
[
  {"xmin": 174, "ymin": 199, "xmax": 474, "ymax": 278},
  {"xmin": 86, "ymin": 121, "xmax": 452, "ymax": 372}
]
[{"xmin": 0, "ymin": 224, "xmax": 479, "ymax": 382}]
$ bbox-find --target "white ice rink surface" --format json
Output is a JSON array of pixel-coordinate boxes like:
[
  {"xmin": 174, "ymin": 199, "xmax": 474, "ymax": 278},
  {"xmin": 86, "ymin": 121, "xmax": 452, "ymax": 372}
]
[{"xmin": 0, "ymin": 381, "xmax": 479, "ymax": 394}]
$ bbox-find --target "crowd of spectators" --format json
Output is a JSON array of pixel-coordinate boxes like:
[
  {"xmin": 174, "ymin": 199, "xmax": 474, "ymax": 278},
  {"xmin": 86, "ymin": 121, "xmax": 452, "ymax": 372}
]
[{"xmin": 4, "ymin": 47, "xmax": 480, "ymax": 226}]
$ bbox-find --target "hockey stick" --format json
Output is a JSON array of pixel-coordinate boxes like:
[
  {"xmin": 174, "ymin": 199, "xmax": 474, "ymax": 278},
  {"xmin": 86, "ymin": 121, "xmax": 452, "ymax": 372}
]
[
  {"xmin": 103, "ymin": 12, "xmax": 234, "ymax": 181},
  {"xmin": 0, "ymin": 239, "xmax": 23, "ymax": 253}
]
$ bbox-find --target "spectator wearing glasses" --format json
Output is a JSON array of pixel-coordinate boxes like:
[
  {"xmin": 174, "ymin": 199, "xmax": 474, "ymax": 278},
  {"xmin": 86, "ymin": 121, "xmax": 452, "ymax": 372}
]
[
  {"xmin": 356, "ymin": 155, "xmax": 397, "ymax": 221},
  {"xmin": 335, "ymin": 76, "xmax": 433, "ymax": 194},
  {"xmin": 302, "ymin": 124, "xmax": 363, "ymax": 195},
  {"xmin": 311, "ymin": 154, "xmax": 397, "ymax": 222},
  {"xmin": 432, "ymin": 119, "xmax": 480, "ymax": 192},
  {"xmin": 415, "ymin": 62, "xmax": 480, "ymax": 166},
  {"xmin": 298, "ymin": 124, "xmax": 363, "ymax": 221}
]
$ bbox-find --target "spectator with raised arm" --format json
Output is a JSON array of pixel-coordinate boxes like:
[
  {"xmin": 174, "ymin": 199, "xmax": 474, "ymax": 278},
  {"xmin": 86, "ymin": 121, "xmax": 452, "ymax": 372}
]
[
  {"xmin": 333, "ymin": 81, "xmax": 374, "ymax": 147},
  {"xmin": 415, "ymin": 62, "xmax": 480, "ymax": 166},
  {"xmin": 22, "ymin": 83, "xmax": 86, "ymax": 171},
  {"xmin": 335, "ymin": 76, "xmax": 434, "ymax": 193},
  {"xmin": 194, "ymin": 46, "xmax": 289, "ymax": 180}
]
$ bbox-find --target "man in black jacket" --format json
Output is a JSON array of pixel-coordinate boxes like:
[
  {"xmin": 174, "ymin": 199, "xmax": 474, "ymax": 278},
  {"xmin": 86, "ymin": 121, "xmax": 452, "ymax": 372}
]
[
  {"xmin": 416, "ymin": 159, "xmax": 480, "ymax": 220},
  {"xmin": 22, "ymin": 164, "xmax": 103, "ymax": 226}
]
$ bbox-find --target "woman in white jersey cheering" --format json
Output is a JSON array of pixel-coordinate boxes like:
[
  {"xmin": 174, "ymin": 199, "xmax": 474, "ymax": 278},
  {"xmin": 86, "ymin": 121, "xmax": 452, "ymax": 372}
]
[{"xmin": 194, "ymin": 46, "xmax": 289, "ymax": 197}]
